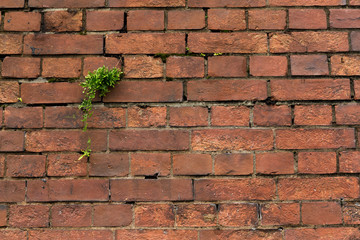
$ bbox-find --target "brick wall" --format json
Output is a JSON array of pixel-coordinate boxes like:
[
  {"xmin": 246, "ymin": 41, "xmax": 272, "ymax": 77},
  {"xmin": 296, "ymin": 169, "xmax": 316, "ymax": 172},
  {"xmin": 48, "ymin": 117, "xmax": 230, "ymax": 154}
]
[{"xmin": 0, "ymin": 0, "xmax": 360, "ymax": 239}]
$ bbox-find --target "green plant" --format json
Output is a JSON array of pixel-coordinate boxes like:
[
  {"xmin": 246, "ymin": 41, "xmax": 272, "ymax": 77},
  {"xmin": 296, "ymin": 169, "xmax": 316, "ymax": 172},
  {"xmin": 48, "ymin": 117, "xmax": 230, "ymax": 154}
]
[
  {"xmin": 213, "ymin": 53, "xmax": 223, "ymax": 56},
  {"xmin": 78, "ymin": 66, "xmax": 123, "ymax": 159}
]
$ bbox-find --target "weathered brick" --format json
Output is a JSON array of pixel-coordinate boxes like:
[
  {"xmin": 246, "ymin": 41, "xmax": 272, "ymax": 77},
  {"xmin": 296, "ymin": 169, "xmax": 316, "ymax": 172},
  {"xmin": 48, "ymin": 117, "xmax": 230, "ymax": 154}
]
[
  {"xmin": 291, "ymin": 55, "xmax": 329, "ymax": 75},
  {"xmin": 271, "ymin": 79, "xmax": 351, "ymax": 100},
  {"xmin": 261, "ymin": 203, "xmax": 300, "ymax": 225},
  {"xmin": 218, "ymin": 204, "xmax": 257, "ymax": 227},
  {"xmin": 93, "ymin": 205, "xmax": 132, "ymax": 227},
  {"xmin": 6, "ymin": 155, "xmax": 46, "ymax": 177},
  {"xmin": 192, "ymin": 129, "xmax": 273, "ymax": 151},
  {"xmin": 28, "ymin": 230, "xmax": 113, "ymax": 240},
  {"xmin": 256, "ymin": 152, "xmax": 294, "ymax": 175},
  {"xmin": 211, "ymin": 106, "xmax": 249, "ymax": 126},
  {"xmin": 131, "ymin": 153, "xmax": 170, "ymax": 177},
  {"xmin": 2, "ymin": 57, "xmax": 40, "ymax": 78},
  {"xmin": 88, "ymin": 107, "xmax": 126, "ymax": 128},
  {"xmin": 188, "ymin": 80, "xmax": 267, "ymax": 101},
  {"xmin": 44, "ymin": 107, "xmax": 82, "ymax": 129},
  {"xmin": 169, "ymin": 107, "xmax": 208, "ymax": 127},
  {"xmin": 90, "ymin": 153, "xmax": 129, "ymax": 177},
  {"xmin": 355, "ymin": 80, "xmax": 360, "ymax": 99},
  {"xmin": 0, "ymin": 131, "xmax": 24, "ymax": 152},
  {"xmin": 51, "ymin": 205, "xmax": 91, "ymax": 227},
  {"xmin": 188, "ymin": 33, "xmax": 267, "ymax": 53},
  {"xmin": 188, "ymin": 0, "xmax": 266, "ymax": 7},
  {"xmin": 214, "ymin": 153, "xmax": 253, "ymax": 176},
  {"xmin": 128, "ymin": 106, "xmax": 166, "ymax": 127},
  {"xmin": 336, "ymin": 104, "xmax": 360, "ymax": 124},
  {"xmin": 42, "ymin": 58, "xmax": 82, "ymax": 78},
  {"xmin": 111, "ymin": 179, "xmax": 193, "ymax": 201},
  {"xmin": 47, "ymin": 154, "xmax": 87, "ymax": 177},
  {"xmin": 0, "ymin": 82, "xmax": 19, "ymax": 103},
  {"xmin": 339, "ymin": 151, "xmax": 360, "ymax": 173},
  {"xmin": 168, "ymin": 10, "xmax": 205, "ymax": 29},
  {"xmin": 278, "ymin": 177, "xmax": 359, "ymax": 200},
  {"xmin": 200, "ymin": 230, "xmax": 282, "ymax": 240},
  {"xmin": 29, "ymin": 0, "xmax": 105, "ymax": 7},
  {"xmin": 302, "ymin": 202, "xmax": 342, "ymax": 225},
  {"xmin": 0, "ymin": 0, "xmax": 24, "ymax": 8},
  {"xmin": 128, "ymin": 10, "xmax": 164, "ymax": 31},
  {"xmin": 4, "ymin": 12, "xmax": 41, "ymax": 31},
  {"xmin": 195, "ymin": 179, "xmax": 276, "ymax": 201},
  {"xmin": 106, "ymin": 33, "xmax": 185, "ymax": 54},
  {"xmin": 331, "ymin": 9, "xmax": 360, "ymax": 28},
  {"xmin": 9, "ymin": 205, "xmax": 49, "ymax": 227},
  {"xmin": 250, "ymin": 56, "xmax": 288, "ymax": 76},
  {"xmin": 44, "ymin": 11, "xmax": 82, "ymax": 32},
  {"xmin": 135, "ymin": 204, "xmax": 174, "ymax": 227},
  {"xmin": 351, "ymin": 31, "xmax": 360, "ymax": 50},
  {"xmin": 0, "ymin": 35, "xmax": 22, "ymax": 54},
  {"xmin": 331, "ymin": 55, "xmax": 360, "ymax": 75},
  {"xmin": 109, "ymin": 0, "xmax": 185, "ymax": 7},
  {"xmin": 84, "ymin": 57, "xmax": 120, "ymax": 75},
  {"xmin": 208, "ymin": 9, "xmax": 245, "ymax": 30},
  {"xmin": 253, "ymin": 105, "xmax": 291, "ymax": 126},
  {"xmin": 343, "ymin": 202, "xmax": 360, "ymax": 224},
  {"xmin": 0, "ymin": 205, "xmax": 6, "ymax": 226},
  {"xmin": 298, "ymin": 152, "xmax": 337, "ymax": 174},
  {"xmin": 269, "ymin": 0, "xmax": 345, "ymax": 6},
  {"xmin": 249, "ymin": 9, "xmax": 286, "ymax": 30},
  {"xmin": 176, "ymin": 204, "xmax": 216, "ymax": 227},
  {"xmin": 27, "ymin": 179, "xmax": 109, "ymax": 202},
  {"xmin": 5, "ymin": 107, "xmax": 43, "ymax": 128},
  {"xmin": 351, "ymin": 0, "xmax": 360, "ymax": 4},
  {"xmin": 24, "ymin": 34, "xmax": 103, "ymax": 55},
  {"xmin": 124, "ymin": 56, "xmax": 163, "ymax": 78},
  {"xmin": 208, "ymin": 56, "xmax": 247, "ymax": 77},
  {"xmin": 116, "ymin": 230, "xmax": 197, "ymax": 240},
  {"xmin": 166, "ymin": 56, "xmax": 204, "ymax": 78},
  {"xmin": 0, "ymin": 181, "xmax": 25, "ymax": 202},
  {"xmin": 270, "ymin": 32, "xmax": 348, "ymax": 53},
  {"xmin": 173, "ymin": 154, "xmax": 212, "ymax": 175},
  {"xmin": 0, "ymin": 156, "xmax": 4, "ymax": 177},
  {"xmin": 289, "ymin": 9, "xmax": 327, "ymax": 29},
  {"xmin": 87, "ymin": 10, "xmax": 124, "ymax": 31}
]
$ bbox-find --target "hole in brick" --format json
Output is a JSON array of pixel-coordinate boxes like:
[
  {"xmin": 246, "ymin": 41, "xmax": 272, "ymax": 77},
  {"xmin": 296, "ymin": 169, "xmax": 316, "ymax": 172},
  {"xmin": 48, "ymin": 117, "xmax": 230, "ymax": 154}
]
[
  {"xmin": 144, "ymin": 172, "xmax": 159, "ymax": 179},
  {"xmin": 264, "ymin": 97, "xmax": 277, "ymax": 105}
]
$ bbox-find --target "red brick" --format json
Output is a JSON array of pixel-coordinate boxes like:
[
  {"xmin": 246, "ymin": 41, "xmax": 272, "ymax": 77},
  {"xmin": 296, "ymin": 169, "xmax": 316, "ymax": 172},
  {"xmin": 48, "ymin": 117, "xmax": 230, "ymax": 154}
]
[
  {"xmin": 103, "ymin": 81, "xmax": 182, "ymax": 103},
  {"xmin": 356, "ymin": 80, "xmax": 360, "ymax": 99},
  {"xmin": 124, "ymin": 56, "xmax": 163, "ymax": 78},
  {"xmin": 176, "ymin": 204, "xmax": 216, "ymax": 227},
  {"xmin": 200, "ymin": 230, "xmax": 282, "ymax": 240},
  {"xmin": 208, "ymin": 9, "xmax": 245, "ymax": 30},
  {"xmin": 131, "ymin": 153, "xmax": 170, "ymax": 177},
  {"xmin": 21, "ymin": 83, "xmax": 83, "ymax": 104},
  {"xmin": 93, "ymin": 204, "xmax": 132, "ymax": 227},
  {"xmin": 4, "ymin": 12, "xmax": 41, "ymax": 31},
  {"xmin": 295, "ymin": 105, "xmax": 332, "ymax": 126},
  {"xmin": 249, "ymin": 9, "xmax": 286, "ymax": 30},
  {"xmin": 87, "ymin": 10, "xmax": 124, "ymax": 31},
  {"xmin": 0, "ymin": 156, "xmax": 4, "ymax": 177},
  {"xmin": 0, "ymin": 0, "xmax": 24, "ymax": 8},
  {"xmin": 250, "ymin": 56, "xmax": 287, "ymax": 76},
  {"xmin": 256, "ymin": 152, "xmax": 294, "ymax": 175},
  {"xmin": 135, "ymin": 204, "xmax": 174, "ymax": 227},
  {"xmin": 208, "ymin": 56, "xmax": 247, "ymax": 77},
  {"xmin": 44, "ymin": 11, "xmax": 82, "ymax": 32},
  {"xmin": 5, "ymin": 107, "xmax": 43, "ymax": 128},
  {"xmin": 47, "ymin": 154, "xmax": 87, "ymax": 177},
  {"xmin": 343, "ymin": 202, "xmax": 360, "ymax": 224},
  {"xmin": 90, "ymin": 153, "xmax": 129, "ymax": 177},
  {"xmin": 188, "ymin": 80, "xmax": 267, "ymax": 101},
  {"xmin": 168, "ymin": 10, "xmax": 205, "ymax": 29},
  {"xmin": 27, "ymin": 179, "xmax": 109, "ymax": 202},
  {"xmin": 116, "ymin": 230, "xmax": 197, "ymax": 240},
  {"xmin": 24, "ymin": 34, "xmax": 103, "ymax": 55},
  {"xmin": 192, "ymin": 129, "xmax": 273, "ymax": 151},
  {"xmin": 26, "ymin": 130, "xmax": 107, "ymax": 152},
  {"xmin": 188, "ymin": 0, "xmax": 266, "ymax": 7},
  {"xmin": 298, "ymin": 152, "xmax": 337, "ymax": 174},
  {"xmin": 331, "ymin": 9, "xmax": 360, "ymax": 28},
  {"xmin": 128, "ymin": 106, "xmax": 166, "ymax": 127},
  {"xmin": 188, "ymin": 33, "xmax": 267, "ymax": 53},
  {"xmin": 43, "ymin": 58, "xmax": 81, "ymax": 78},
  {"xmin": 29, "ymin": 0, "xmax": 105, "ymax": 7},
  {"xmin": 173, "ymin": 154, "xmax": 212, "ymax": 175},
  {"xmin": 211, "ymin": 106, "xmax": 249, "ymax": 126},
  {"xmin": 110, "ymin": 130, "xmax": 189, "ymax": 151},
  {"xmin": 269, "ymin": 0, "xmax": 345, "ymax": 5},
  {"xmin": 270, "ymin": 32, "xmax": 348, "ymax": 53},
  {"xmin": 2, "ymin": 57, "xmax": 40, "ymax": 78},
  {"xmin": 51, "ymin": 205, "xmax": 91, "ymax": 227},
  {"xmin": 28, "ymin": 230, "xmax": 113, "ymax": 240},
  {"xmin": 278, "ymin": 177, "xmax": 359, "ymax": 200},
  {"xmin": 0, "ymin": 82, "xmax": 19, "ymax": 103},
  {"xmin": 286, "ymin": 228, "xmax": 360, "ymax": 240},
  {"xmin": 128, "ymin": 10, "xmax": 164, "ymax": 31},
  {"xmin": 106, "ymin": 33, "xmax": 185, "ymax": 54},
  {"xmin": 331, "ymin": 55, "xmax": 360, "ymax": 75},
  {"xmin": 219, "ymin": 204, "xmax": 257, "ymax": 227},
  {"xmin": 44, "ymin": 107, "xmax": 82, "ymax": 128},
  {"xmin": 289, "ymin": 9, "xmax": 327, "ymax": 29},
  {"xmin": 6, "ymin": 155, "xmax": 46, "ymax": 177},
  {"xmin": 261, "ymin": 203, "xmax": 300, "ymax": 225},
  {"xmin": 9, "ymin": 205, "xmax": 49, "ymax": 227},
  {"xmin": 253, "ymin": 105, "xmax": 291, "ymax": 126},
  {"xmin": 83, "ymin": 57, "xmax": 120, "ymax": 75},
  {"xmin": 336, "ymin": 104, "xmax": 360, "ymax": 124},
  {"xmin": 291, "ymin": 55, "xmax": 329, "ymax": 75},
  {"xmin": 0, "ymin": 131, "xmax": 24, "ymax": 152},
  {"xmin": 351, "ymin": 31, "xmax": 360, "ymax": 50},
  {"xmin": 214, "ymin": 153, "xmax": 253, "ymax": 176},
  {"xmin": 88, "ymin": 107, "xmax": 126, "ymax": 128},
  {"xmin": 109, "ymin": 0, "xmax": 185, "ymax": 7},
  {"xmin": 0, "ymin": 231, "xmax": 26, "ymax": 240},
  {"xmin": 111, "ymin": 179, "xmax": 193, "ymax": 201},
  {"xmin": 302, "ymin": 202, "xmax": 342, "ymax": 225},
  {"xmin": 0, "ymin": 35, "xmax": 22, "ymax": 54},
  {"xmin": 195, "ymin": 179, "xmax": 276, "ymax": 201},
  {"xmin": 0, "ymin": 181, "xmax": 25, "ymax": 202},
  {"xmin": 276, "ymin": 128, "xmax": 355, "ymax": 149},
  {"xmin": 169, "ymin": 107, "xmax": 208, "ymax": 127},
  {"xmin": 271, "ymin": 79, "xmax": 351, "ymax": 100},
  {"xmin": 0, "ymin": 205, "xmax": 6, "ymax": 226},
  {"xmin": 166, "ymin": 56, "xmax": 204, "ymax": 78},
  {"xmin": 351, "ymin": 0, "xmax": 360, "ymax": 4},
  {"xmin": 339, "ymin": 151, "xmax": 360, "ymax": 173}
]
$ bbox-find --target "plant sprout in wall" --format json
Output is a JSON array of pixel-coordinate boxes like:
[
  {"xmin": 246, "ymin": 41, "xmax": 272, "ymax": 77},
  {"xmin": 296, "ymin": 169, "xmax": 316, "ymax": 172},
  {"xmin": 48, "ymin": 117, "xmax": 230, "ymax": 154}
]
[{"xmin": 79, "ymin": 66, "xmax": 123, "ymax": 160}]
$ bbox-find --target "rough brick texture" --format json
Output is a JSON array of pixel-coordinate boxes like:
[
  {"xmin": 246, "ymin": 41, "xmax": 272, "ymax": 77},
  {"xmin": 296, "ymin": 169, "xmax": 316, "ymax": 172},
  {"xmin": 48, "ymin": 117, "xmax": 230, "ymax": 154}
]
[{"xmin": 0, "ymin": 1, "xmax": 358, "ymax": 238}]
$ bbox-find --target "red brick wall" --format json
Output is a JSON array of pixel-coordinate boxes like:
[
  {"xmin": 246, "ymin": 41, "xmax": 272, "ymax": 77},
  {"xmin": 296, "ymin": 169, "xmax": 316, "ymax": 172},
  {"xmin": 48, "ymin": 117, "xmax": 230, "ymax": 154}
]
[{"xmin": 0, "ymin": 0, "xmax": 360, "ymax": 239}]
